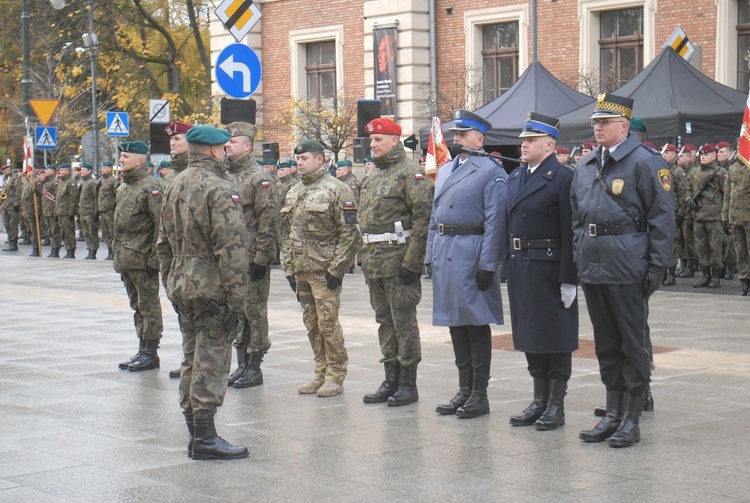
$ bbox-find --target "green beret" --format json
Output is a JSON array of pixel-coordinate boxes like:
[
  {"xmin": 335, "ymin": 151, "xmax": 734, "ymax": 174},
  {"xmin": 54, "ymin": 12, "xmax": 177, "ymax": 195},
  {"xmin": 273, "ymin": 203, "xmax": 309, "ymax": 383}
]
[
  {"xmin": 363, "ymin": 157, "xmax": 373, "ymax": 163},
  {"xmin": 294, "ymin": 138, "xmax": 324, "ymax": 155},
  {"xmin": 278, "ymin": 161, "xmax": 292, "ymax": 169},
  {"xmin": 226, "ymin": 121, "xmax": 258, "ymax": 140},
  {"xmin": 186, "ymin": 125, "xmax": 231, "ymax": 146},
  {"xmin": 80, "ymin": 162, "xmax": 93, "ymax": 170},
  {"xmin": 629, "ymin": 117, "xmax": 647, "ymax": 133},
  {"xmin": 335, "ymin": 160, "xmax": 352, "ymax": 168},
  {"xmin": 45, "ymin": 164, "xmax": 57, "ymax": 170},
  {"xmin": 58, "ymin": 162, "xmax": 71, "ymax": 169},
  {"xmin": 146, "ymin": 161, "xmax": 155, "ymax": 168},
  {"xmin": 289, "ymin": 159, "xmax": 297, "ymax": 167},
  {"xmin": 101, "ymin": 161, "xmax": 114, "ymax": 167},
  {"xmin": 158, "ymin": 160, "xmax": 172, "ymax": 169},
  {"xmin": 256, "ymin": 158, "xmax": 278, "ymax": 166},
  {"xmin": 119, "ymin": 141, "xmax": 149, "ymax": 155}
]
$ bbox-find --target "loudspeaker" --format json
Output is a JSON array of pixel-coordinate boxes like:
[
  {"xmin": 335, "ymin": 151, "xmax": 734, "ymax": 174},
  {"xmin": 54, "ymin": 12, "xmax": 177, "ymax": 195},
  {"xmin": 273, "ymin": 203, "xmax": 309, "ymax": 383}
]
[
  {"xmin": 149, "ymin": 123, "xmax": 170, "ymax": 154},
  {"xmin": 220, "ymin": 98, "xmax": 257, "ymax": 125},
  {"xmin": 353, "ymin": 137, "xmax": 371, "ymax": 163},
  {"xmin": 357, "ymin": 99, "xmax": 381, "ymax": 137},
  {"xmin": 262, "ymin": 142, "xmax": 279, "ymax": 161}
]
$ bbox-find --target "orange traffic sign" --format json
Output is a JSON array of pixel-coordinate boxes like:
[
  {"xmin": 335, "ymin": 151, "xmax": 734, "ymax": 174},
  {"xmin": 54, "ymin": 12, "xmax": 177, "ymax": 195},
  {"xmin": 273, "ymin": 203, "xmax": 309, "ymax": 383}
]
[{"xmin": 29, "ymin": 99, "xmax": 60, "ymax": 126}]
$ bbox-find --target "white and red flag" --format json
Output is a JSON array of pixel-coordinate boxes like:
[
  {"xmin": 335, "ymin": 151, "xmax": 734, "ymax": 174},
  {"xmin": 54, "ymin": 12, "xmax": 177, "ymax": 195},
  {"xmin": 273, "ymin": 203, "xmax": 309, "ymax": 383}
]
[
  {"xmin": 425, "ymin": 116, "xmax": 451, "ymax": 180},
  {"xmin": 738, "ymin": 89, "xmax": 750, "ymax": 169}
]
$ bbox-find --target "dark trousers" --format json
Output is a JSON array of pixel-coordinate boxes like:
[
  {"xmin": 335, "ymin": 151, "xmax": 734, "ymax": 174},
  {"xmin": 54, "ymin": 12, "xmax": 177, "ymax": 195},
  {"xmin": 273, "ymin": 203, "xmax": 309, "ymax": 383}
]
[
  {"xmin": 525, "ymin": 352, "xmax": 572, "ymax": 383},
  {"xmin": 581, "ymin": 283, "xmax": 651, "ymax": 396},
  {"xmin": 449, "ymin": 325, "xmax": 491, "ymax": 375}
]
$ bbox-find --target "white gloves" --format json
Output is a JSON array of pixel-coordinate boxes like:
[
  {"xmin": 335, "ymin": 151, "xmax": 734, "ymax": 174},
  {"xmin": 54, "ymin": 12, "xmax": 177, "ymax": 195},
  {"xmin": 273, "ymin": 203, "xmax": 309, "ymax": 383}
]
[{"xmin": 560, "ymin": 283, "xmax": 577, "ymax": 309}]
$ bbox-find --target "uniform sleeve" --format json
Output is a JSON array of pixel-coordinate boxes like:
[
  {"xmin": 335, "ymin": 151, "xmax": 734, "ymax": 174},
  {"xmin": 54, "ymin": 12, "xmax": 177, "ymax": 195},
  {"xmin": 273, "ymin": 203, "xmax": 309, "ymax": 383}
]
[
  {"xmin": 478, "ymin": 165, "xmax": 507, "ymax": 272},
  {"xmin": 156, "ymin": 213, "xmax": 173, "ymax": 290},
  {"xmin": 279, "ymin": 187, "xmax": 296, "ymax": 277},
  {"xmin": 639, "ymin": 157, "xmax": 675, "ymax": 273},
  {"xmin": 721, "ymin": 168, "xmax": 730, "ymax": 222},
  {"xmin": 210, "ymin": 187, "xmax": 250, "ymax": 313},
  {"xmin": 328, "ymin": 186, "xmax": 360, "ymax": 278},
  {"xmin": 253, "ymin": 176, "xmax": 279, "ymax": 266},
  {"xmin": 558, "ymin": 172, "xmax": 579, "ymax": 285},
  {"xmin": 146, "ymin": 184, "xmax": 163, "ymax": 271},
  {"xmin": 402, "ymin": 172, "xmax": 434, "ymax": 272}
]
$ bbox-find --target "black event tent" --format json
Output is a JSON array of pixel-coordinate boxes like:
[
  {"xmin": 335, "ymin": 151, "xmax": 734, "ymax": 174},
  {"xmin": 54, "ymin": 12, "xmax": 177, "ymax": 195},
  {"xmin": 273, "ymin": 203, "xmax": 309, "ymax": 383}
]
[
  {"xmin": 419, "ymin": 61, "xmax": 594, "ymax": 147},
  {"xmin": 557, "ymin": 48, "xmax": 747, "ymax": 145}
]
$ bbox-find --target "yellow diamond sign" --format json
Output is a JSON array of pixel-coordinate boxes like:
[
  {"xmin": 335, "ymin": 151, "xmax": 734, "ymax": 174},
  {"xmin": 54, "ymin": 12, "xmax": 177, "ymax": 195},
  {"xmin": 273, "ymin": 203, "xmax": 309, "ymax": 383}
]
[{"xmin": 29, "ymin": 99, "xmax": 60, "ymax": 126}]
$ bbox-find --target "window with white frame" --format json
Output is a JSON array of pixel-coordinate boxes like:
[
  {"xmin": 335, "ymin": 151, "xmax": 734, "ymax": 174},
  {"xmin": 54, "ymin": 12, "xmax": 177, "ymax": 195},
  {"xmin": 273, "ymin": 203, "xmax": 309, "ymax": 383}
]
[
  {"xmin": 738, "ymin": 1, "xmax": 750, "ymax": 92},
  {"xmin": 482, "ymin": 22, "xmax": 519, "ymax": 104},
  {"xmin": 289, "ymin": 26, "xmax": 344, "ymax": 103},
  {"xmin": 599, "ymin": 7, "xmax": 643, "ymax": 91},
  {"xmin": 306, "ymin": 41, "xmax": 336, "ymax": 104}
]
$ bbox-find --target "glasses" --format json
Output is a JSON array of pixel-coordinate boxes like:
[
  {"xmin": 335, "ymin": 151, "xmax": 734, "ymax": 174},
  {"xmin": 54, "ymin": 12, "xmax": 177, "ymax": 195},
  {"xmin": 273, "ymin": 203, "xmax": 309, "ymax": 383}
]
[{"xmin": 590, "ymin": 119, "xmax": 628, "ymax": 128}]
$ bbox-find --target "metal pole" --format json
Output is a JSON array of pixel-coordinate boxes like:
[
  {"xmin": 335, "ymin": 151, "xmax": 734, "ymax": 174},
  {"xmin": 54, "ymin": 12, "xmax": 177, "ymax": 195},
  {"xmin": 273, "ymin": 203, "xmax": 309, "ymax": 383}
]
[
  {"xmin": 428, "ymin": 0, "xmax": 437, "ymax": 118},
  {"xmin": 532, "ymin": 0, "xmax": 538, "ymax": 62},
  {"xmin": 22, "ymin": 0, "xmax": 32, "ymax": 127},
  {"xmin": 88, "ymin": 0, "xmax": 99, "ymax": 175}
]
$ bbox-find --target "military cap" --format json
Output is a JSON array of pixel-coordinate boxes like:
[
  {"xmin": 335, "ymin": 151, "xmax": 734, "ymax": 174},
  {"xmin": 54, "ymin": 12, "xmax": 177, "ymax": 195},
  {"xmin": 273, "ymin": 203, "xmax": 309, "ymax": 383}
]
[
  {"xmin": 158, "ymin": 160, "xmax": 172, "ymax": 170},
  {"xmin": 226, "ymin": 121, "xmax": 258, "ymax": 140},
  {"xmin": 519, "ymin": 112, "xmax": 560, "ymax": 139},
  {"xmin": 119, "ymin": 141, "xmax": 149, "ymax": 155},
  {"xmin": 363, "ymin": 156, "xmax": 373, "ymax": 163},
  {"xmin": 164, "ymin": 121, "xmax": 194, "ymax": 137},
  {"xmin": 629, "ymin": 117, "xmax": 647, "ymax": 132},
  {"xmin": 100, "ymin": 160, "xmax": 114, "ymax": 167},
  {"xmin": 581, "ymin": 142, "xmax": 595, "ymax": 150},
  {"xmin": 683, "ymin": 143, "xmax": 697, "ymax": 152},
  {"xmin": 716, "ymin": 141, "xmax": 732, "ymax": 150},
  {"xmin": 336, "ymin": 159, "xmax": 352, "ymax": 167},
  {"xmin": 45, "ymin": 163, "xmax": 57, "ymax": 170},
  {"xmin": 591, "ymin": 93, "xmax": 633, "ymax": 120},
  {"xmin": 699, "ymin": 143, "xmax": 716, "ymax": 154},
  {"xmin": 366, "ymin": 118, "xmax": 402, "ymax": 136},
  {"xmin": 80, "ymin": 162, "xmax": 93, "ymax": 170},
  {"xmin": 186, "ymin": 125, "xmax": 231, "ymax": 146},
  {"xmin": 449, "ymin": 109, "xmax": 492, "ymax": 135},
  {"xmin": 555, "ymin": 147, "xmax": 570, "ymax": 155},
  {"xmin": 277, "ymin": 160, "xmax": 293, "ymax": 169},
  {"xmin": 664, "ymin": 144, "xmax": 677, "ymax": 152},
  {"xmin": 57, "ymin": 162, "xmax": 71, "ymax": 169},
  {"xmin": 294, "ymin": 138, "xmax": 325, "ymax": 154},
  {"xmin": 146, "ymin": 161, "xmax": 154, "ymax": 168},
  {"xmin": 288, "ymin": 159, "xmax": 297, "ymax": 167},
  {"xmin": 0, "ymin": 164, "xmax": 11, "ymax": 172},
  {"xmin": 643, "ymin": 141, "xmax": 655, "ymax": 149}
]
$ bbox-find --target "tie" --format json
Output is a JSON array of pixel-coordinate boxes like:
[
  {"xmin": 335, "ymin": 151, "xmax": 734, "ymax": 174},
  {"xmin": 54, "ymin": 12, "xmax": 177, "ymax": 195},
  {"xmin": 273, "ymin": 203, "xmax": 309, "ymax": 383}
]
[{"xmin": 603, "ymin": 148, "xmax": 611, "ymax": 166}]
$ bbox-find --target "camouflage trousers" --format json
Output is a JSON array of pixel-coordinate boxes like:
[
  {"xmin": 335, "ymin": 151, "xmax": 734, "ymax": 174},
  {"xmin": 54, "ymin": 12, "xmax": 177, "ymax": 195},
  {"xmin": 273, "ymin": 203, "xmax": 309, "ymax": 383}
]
[
  {"xmin": 694, "ymin": 221, "xmax": 724, "ymax": 270},
  {"xmin": 59, "ymin": 215, "xmax": 76, "ymax": 250},
  {"xmin": 733, "ymin": 223, "xmax": 750, "ymax": 280},
  {"xmin": 681, "ymin": 218, "xmax": 695, "ymax": 259},
  {"xmin": 723, "ymin": 226, "xmax": 736, "ymax": 265},
  {"xmin": 2, "ymin": 207, "xmax": 19, "ymax": 242},
  {"xmin": 80, "ymin": 214, "xmax": 99, "ymax": 251},
  {"xmin": 670, "ymin": 215, "xmax": 686, "ymax": 267},
  {"xmin": 232, "ymin": 267, "xmax": 271, "ymax": 354},
  {"xmin": 22, "ymin": 213, "xmax": 40, "ymax": 247},
  {"xmin": 295, "ymin": 271, "xmax": 348, "ymax": 385},
  {"xmin": 121, "ymin": 268, "xmax": 163, "ymax": 341},
  {"xmin": 44, "ymin": 216, "xmax": 61, "ymax": 249},
  {"xmin": 366, "ymin": 275, "xmax": 422, "ymax": 368},
  {"xmin": 99, "ymin": 210, "xmax": 114, "ymax": 250},
  {"xmin": 178, "ymin": 308, "xmax": 234, "ymax": 415}
]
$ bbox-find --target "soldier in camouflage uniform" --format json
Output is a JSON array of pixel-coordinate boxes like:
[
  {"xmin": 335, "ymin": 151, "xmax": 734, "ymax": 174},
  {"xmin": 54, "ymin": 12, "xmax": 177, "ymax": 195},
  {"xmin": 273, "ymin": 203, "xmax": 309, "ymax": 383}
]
[
  {"xmin": 20, "ymin": 168, "xmax": 43, "ymax": 256},
  {"xmin": 722, "ymin": 151, "xmax": 750, "ymax": 295},
  {"xmin": 157, "ymin": 126, "xmax": 250, "ymax": 461},
  {"xmin": 359, "ymin": 118, "xmax": 433, "ymax": 407},
  {"xmin": 223, "ymin": 122, "xmax": 278, "ymax": 389},
  {"xmin": 676, "ymin": 145, "xmax": 698, "ymax": 277},
  {"xmin": 257, "ymin": 158, "xmax": 278, "ymax": 184},
  {"xmin": 157, "ymin": 160, "xmax": 173, "ymax": 182},
  {"xmin": 662, "ymin": 144, "xmax": 688, "ymax": 286},
  {"xmin": 687, "ymin": 144, "xmax": 728, "ymax": 288},
  {"xmin": 281, "ymin": 139, "xmax": 359, "ymax": 398},
  {"xmin": 276, "ymin": 160, "xmax": 299, "ymax": 204},
  {"xmin": 97, "ymin": 160, "xmax": 117, "ymax": 260},
  {"xmin": 113, "ymin": 142, "xmax": 164, "ymax": 372},
  {"xmin": 78, "ymin": 163, "xmax": 99, "ymax": 260},
  {"xmin": 41, "ymin": 164, "xmax": 61, "ymax": 257},
  {"xmin": 335, "ymin": 159, "xmax": 361, "ymax": 202},
  {"xmin": 716, "ymin": 141, "xmax": 737, "ymax": 279},
  {"xmin": 54, "ymin": 163, "xmax": 79, "ymax": 258},
  {"xmin": 1, "ymin": 164, "xmax": 21, "ymax": 252}
]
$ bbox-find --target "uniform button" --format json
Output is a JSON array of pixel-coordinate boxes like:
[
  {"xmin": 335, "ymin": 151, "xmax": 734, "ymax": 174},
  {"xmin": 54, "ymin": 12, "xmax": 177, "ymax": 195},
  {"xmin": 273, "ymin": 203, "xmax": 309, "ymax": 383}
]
[
  {"xmin": 511, "ymin": 254, "xmax": 515, "ymax": 259},
  {"xmin": 447, "ymin": 258, "xmax": 452, "ymax": 262},
  {"xmin": 449, "ymin": 204, "xmax": 454, "ymax": 208}
]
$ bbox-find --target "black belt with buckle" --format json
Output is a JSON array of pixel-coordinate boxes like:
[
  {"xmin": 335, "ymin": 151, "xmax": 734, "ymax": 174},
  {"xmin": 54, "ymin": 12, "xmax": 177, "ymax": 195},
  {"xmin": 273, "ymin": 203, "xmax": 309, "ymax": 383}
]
[
  {"xmin": 512, "ymin": 238, "xmax": 560, "ymax": 251},
  {"xmin": 587, "ymin": 223, "xmax": 639, "ymax": 237},
  {"xmin": 437, "ymin": 224, "xmax": 485, "ymax": 235}
]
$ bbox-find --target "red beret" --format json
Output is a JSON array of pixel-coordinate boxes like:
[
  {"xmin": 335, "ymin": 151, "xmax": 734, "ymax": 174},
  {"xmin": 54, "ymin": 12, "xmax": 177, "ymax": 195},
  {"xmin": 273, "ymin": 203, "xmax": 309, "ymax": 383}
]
[
  {"xmin": 716, "ymin": 141, "xmax": 732, "ymax": 149},
  {"xmin": 683, "ymin": 143, "xmax": 697, "ymax": 152},
  {"xmin": 664, "ymin": 144, "xmax": 676, "ymax": 152},
  {"xmin": 164, "ymin": 121, "xmax": 194, "ymax": 137},
  {"xmin": 365, "ymin": 118, "xmax": 402, "ymax": 136},
  {"xmin": 643, "ymin": 141, "xmax": 655, "ymax": 149},
  {"xmin": 699, "ymin": 144, "xmax": 716, "ymax": 154},
  {"xmin": 555, "ymin": 147, "xmax": 570, "ymax": 155},
  {"xmin": 581, "ymin": 142, "xmax": 595, "ymax": 150},
  {"xmin": 0, "ymin": 164, "xmax": 11, "ymax": 172}
]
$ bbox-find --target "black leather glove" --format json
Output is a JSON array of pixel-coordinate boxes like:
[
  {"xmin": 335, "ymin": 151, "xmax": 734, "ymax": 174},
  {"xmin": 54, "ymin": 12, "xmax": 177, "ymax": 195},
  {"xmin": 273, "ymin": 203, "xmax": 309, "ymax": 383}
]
[
  {"xmin": 286, "ymin": 276, "xmax": 296, "ymax": 292},
  {"xmin": 722, "ymin": 221, "xmax": 730, "ymax": 234},
  {"xmin": 642, "ymin": 269, "xmax": 662, "ymax": 299},
  {"xmin": 250, "ymin": 262, "xmax": 268, "ymax": 281},
  {"xmin": 675, "ymin": 215, "xmax": 684, "ymax": 227},
  {"xmin": 476, "ymin": 269, "xmax": 495, "ymax": 291},
  {"xmin": 398, "ymin": 266, "xmax": 420, "ymax": 286},
  {"xmin": 325, "ymin": 272, "xmax": 343, "ymax": 290}
]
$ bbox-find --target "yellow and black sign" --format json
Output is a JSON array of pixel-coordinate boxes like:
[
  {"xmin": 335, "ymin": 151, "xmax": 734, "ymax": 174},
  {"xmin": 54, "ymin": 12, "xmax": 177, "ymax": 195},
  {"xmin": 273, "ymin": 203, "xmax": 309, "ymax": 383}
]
[
  {"xmin": 663, "ymin": 26, "xmax": 695, "ymax": 61},
  {"xmin": 215, "ymin": 0, "xmax": 262, "ymax": 43}
]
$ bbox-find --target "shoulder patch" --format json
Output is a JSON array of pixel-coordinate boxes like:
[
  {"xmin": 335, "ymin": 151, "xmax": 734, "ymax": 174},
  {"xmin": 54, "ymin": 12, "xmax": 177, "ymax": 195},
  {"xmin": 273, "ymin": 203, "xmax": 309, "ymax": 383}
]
[
  {"xmin": 658, "ymin": 169, "xmax": 671, "ymax": 192},
  {"xmin": 494, "ymin": 176, "xmax": 506, "ymax": 184},
  {"xmin": 414, "ymin": 173, "xmax": 425, "ymax": 181},
  {"xmin": 343, "ymin": 200, "xmax": 355, "ymax": 208},
  {"xmin": 231, "ymin": 193, "xmax": 241, "ymax": 202},
  {"xmin": 260, "ymin": 180, "xmax": 271, "ymax": 188},
  {"xmin": 151, "ymin": 189, "xmax": 160, "ymax": 197}
]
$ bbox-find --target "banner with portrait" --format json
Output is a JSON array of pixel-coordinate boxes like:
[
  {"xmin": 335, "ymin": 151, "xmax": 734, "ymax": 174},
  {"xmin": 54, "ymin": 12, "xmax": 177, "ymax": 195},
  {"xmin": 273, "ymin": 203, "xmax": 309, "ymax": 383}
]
[{"xmin": 373, "ymin": 27, "xmax": 397, "ymax": 119}]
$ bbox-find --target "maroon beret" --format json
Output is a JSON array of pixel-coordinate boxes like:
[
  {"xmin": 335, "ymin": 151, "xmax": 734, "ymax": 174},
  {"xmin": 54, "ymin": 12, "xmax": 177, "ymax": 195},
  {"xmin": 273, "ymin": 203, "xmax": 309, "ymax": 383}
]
[{"xmin": 164, "ymin": 121, "xmax": 194, "ymax": 137}]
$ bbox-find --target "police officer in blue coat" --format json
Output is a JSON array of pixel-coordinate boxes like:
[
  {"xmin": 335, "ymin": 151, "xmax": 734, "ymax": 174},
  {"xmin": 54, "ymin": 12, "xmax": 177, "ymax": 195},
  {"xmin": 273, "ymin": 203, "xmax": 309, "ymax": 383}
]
[
  {"xmin": 571, "ymin": 94, "xmax": 674, "ymax": 447},
  {"xmin": 505, "ymin": 113, "xmax": 579, "ymax": 431},
  {"xmin": 426, "ymin": 109, "xmax": 507, "ymax": 419}
]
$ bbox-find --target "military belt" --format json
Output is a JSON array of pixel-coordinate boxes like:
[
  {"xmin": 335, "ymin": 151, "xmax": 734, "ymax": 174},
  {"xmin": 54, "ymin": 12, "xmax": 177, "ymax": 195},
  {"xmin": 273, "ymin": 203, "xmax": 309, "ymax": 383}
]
[
  {"xmin": 587, "ymin": 223, "xmax": 639, "ymax": 237},
  {"xmin": 361, "ymin": 229, "xmax": 412, "ymax": 245},
  {"xmin": 437, "ymin": 224, "xmax": 485, "ymax": 235},
  {"xmin": 512, "ymin": 238, "xmax": 560, "ymax": 251}
]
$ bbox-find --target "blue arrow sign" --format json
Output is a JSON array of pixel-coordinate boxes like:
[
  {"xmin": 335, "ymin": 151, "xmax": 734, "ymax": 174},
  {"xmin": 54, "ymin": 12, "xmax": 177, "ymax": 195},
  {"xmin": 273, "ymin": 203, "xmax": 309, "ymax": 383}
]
[
  {"xmin": 35, "ymin": 126, "xmax": 57, "ymax": 150},
  {"xmin": 216, "ymin": 44, "xmax": 262, "ymax": 99},
  {"xmin": 106, "ymin": 112, "xmax": 129, "ymax": 137}
]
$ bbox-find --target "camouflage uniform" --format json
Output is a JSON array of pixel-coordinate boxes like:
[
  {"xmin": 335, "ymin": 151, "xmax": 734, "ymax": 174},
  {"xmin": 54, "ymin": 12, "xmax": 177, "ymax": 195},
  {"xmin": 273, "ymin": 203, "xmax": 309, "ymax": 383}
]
[
  {"xmin": 668, "ymin": 161, "xmax": 688, "ymax": 268},
  {"xmin": 54, "ymin": 170, "xmax": 79, "ymax": 252},
  {"xmin": 723, "ymin": 160, "xmax": 750, "ymax": 282},
  {"xmin": 1, "ymin": 170, "xmax": 21, "ymax": 247},
  {"xmin": 718, "ymin": 160, "xmax": 737, "ymax": 272},
  {"xmin": 97, "ymin": 171, "xmax": 118, "ymax": 254},
  {"xmin": 689, "ymin": 160, "xmax": 728, "ymax": 274},
  {"xmin": 358, "ymin": 142, "xmax": 433, "ymax": 368},
  {"xmin": 113, "ymin": 166, "xmax": 163, "ymax": 350},
  {"xmin": 281, "ymin": 165, "xmax": 359, "ymax": 389},
  {"xmin": 78, "ymin": 172, "xmax": 99, "ymax": 254},
  {"xmin": 20, "ymin": 175, "xmax": 42, "ymax": 250},
  {"xmin": 41, "ymin": 174, "xmax": 61, "ymax": 251},
  {"xmin": 156, "ymin": 152, "xmax": 249, "ymax": 416},
  {"xmin": 226, "ymin": 151, "xmax": 278, "ymax": 357},
  {"xmin": 338, "ymin": 172, "xmax": 361, "ymax": 203}
]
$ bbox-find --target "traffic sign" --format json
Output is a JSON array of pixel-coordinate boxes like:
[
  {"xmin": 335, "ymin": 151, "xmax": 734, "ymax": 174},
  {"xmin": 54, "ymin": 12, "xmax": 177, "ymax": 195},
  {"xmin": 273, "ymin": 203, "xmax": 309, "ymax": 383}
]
[
  {"xmin": 29, "ymin": 99, "xmax": 60, "ymax": 126},
  {"xmin": 149, "ymin": 99, "xmax": 170, "ymax": 124},
  {"xmin": 35, "ymin": 126, "xmax": 57, "ymax": 150},
  {"xmin": 215, "ymin": 0, "xmax": 262, "ymax": 43},
  {"xmin": 106, "ymin": 112, "xmax": 129, "ymax": 137},
  {"xmin": 216, "ymin": 44, "xmax": 262, "ymax": 99}
]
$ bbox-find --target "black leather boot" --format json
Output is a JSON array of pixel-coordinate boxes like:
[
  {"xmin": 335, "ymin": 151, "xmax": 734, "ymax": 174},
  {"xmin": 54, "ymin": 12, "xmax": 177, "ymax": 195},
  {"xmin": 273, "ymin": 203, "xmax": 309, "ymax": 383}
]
[
  {"xmin": 725, "ymin": 264, "xmax": 734, "ymax": 280},
  {"xmin": 707, "ymin": 270, "xmax": 720, "ymax": 289},
  {"xmin": 41, "ymin": 237, "xmax": 50, "ymax": 246},
  {"xmin": 128, "ymin": 339, "xmax": 160, "ymax": 371},
  {"xmin": 192, "ymin": 414, "xmax": 248, "ymax": 460},
  {"xmin": 738, "ymin": 278, "xmax": 750, "ymax": 296},
  {"xmin": 106, "ymin": 248, "xmax": 114, "ymax": 260},
  {"xmin": 2, "ymin": 240, "xmax": 18, "ymax": 252},
  {"xmin": 86, "ymin": 249, "xmax": 97, "ymax": 260},
  {"xmin": 227, "ymin": 346, "xmax": 248, "ymax": 386},
  {"xmin": 679, "ymin": 258, "xmax": 696, "ymax": 278},
  {"xmin": 63, "ymin": 248, "xmax": 75, "ymax": 259},
  {"xmin": 456, "ymin": 372, "xmax": 490, "ymax": 418},
  {"xmin": 47, "ymin": 247, "xmax": 60, "ymax": 258},
  {"xmin": 579, "ymin": 390, "xmax": 624, "ymax": 442},
  {"xmin": 119, "ymin": 338, "xmax": 144, "ymax": 369},
  {"xmin": 387, "ymin": 365, "xmax": 419, "ymax": 407},
  {"xmin": 535, "ymin": 380, "xmax": 566, "ymax": 430},
  {"xmin": 184, "ymin": 412, "xmax": 194, "ymax": 458},
  {"xmin": 363, "ymin": 362, "xmax": 400, "ymax": 403},
  {"xmin": 435, "ymin": 367, "xmax": 473, "ymax": 415},
  {"xmin": 642, "ymin": 384, "xmax": 654, "ymax": 412},
  {"xmin": 692, "ymin": 268, "xmax": 711, "ymax": 288},
  {"xmin": 510, "ymin": 378, "xmax": 549, "ymax": 426},
  {"xmin": 662, "ymin": 267, "xmax": 675, "ymax": 286},
  {"xmin": 20, "ymin": 236, "xmax": 31, "ymax": 245},
  {"xmin": 233, "ymin": 352, "xmax": 264, "ymax": 388},
  {"xmin": 608, "ymin": 393, "xmax": 644, "ymax": 447},
  {"xmin": 29, "ymin": 247, "xmax": 40, "ymax": 257},
  {"xmin": 169, "ymin": 368, "xmax": 181, "ymax": 379},
  {"xmin": 675, "ymin": 260, "xmax": 686, "ymax": 277}
]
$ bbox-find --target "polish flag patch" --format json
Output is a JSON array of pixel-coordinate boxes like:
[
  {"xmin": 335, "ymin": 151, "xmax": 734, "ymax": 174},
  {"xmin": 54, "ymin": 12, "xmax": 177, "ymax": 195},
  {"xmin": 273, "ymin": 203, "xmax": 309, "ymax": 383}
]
[
  {"xmin": 231, "ymin": 194, "xmax": 241, "ymax": 202},
  {"xmin": 151, "ymin": 190, "xmax": 160, "ymax": 197},
  {"xmin": 261, "ymin": 180, "xmax": 271, "ymax": 188},
  {"xmin": 414, "ymin": 173, "xmax": 425, "ymax": 180}
]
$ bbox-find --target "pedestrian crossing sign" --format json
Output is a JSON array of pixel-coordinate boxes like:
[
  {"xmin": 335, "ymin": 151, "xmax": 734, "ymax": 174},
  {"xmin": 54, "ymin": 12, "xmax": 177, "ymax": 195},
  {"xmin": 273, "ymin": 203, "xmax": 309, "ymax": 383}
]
[
  {"xmin": 215, "ymin": 0, "xmax": 262, "ymax": 43},
  {"xmin": 106, "ymin": 111, "xmax": 130, "ymax": 137},
  {"xmin": 35, "ymin": 126, "xmax": 57, "ymax": 150}
]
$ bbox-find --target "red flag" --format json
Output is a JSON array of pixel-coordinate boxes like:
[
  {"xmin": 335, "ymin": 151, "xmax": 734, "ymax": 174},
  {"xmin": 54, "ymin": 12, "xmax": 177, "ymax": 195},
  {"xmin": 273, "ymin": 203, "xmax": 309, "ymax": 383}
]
[
  {"xmin": 738, "ymin": 90, "xmax": 750, "ymax": 169},
  {"xmin": 22, "ymin": 134, "xmax": 34, "ymax": 174},
  {"xmin": 425, "ymin": 116, "xmax": 451, "ymax": 180}
]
